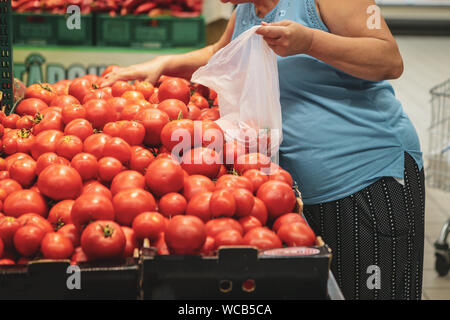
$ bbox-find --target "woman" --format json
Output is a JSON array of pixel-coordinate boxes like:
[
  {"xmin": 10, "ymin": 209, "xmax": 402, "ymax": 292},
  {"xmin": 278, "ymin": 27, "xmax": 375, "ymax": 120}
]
[{"xmin": 102, "ymin": 0, "xmax": 425, "ymax": 300}]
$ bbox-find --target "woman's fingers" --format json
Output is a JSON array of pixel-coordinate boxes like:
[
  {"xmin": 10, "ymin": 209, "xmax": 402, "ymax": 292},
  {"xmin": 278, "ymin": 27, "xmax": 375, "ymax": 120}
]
[{"xmin": 256, "ymin": 25, "xmax": 285, "ymax": 39}]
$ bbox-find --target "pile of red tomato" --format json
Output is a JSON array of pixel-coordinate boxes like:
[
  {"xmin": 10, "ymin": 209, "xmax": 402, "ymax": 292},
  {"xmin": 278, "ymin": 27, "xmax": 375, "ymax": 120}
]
[{"xmin": 0, "ymin": 65, "xmax": 316, "ymax": 265}]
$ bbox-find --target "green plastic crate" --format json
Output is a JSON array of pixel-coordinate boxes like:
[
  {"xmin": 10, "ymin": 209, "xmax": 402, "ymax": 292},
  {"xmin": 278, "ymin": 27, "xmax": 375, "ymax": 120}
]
[
  {"xmin": 1, "ymin": 0, "xmax": 13, "ymax": 114},
  {"xmin": 96, "ymin": 14, "xmax": 205, "ymax": 48},
  {"xmin": 12, "ymin": 12, "xmax": 93, "ymax": 46}
]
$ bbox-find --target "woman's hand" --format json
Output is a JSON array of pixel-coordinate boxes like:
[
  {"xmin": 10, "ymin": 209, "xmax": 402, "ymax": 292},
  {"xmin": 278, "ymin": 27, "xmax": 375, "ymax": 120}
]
[
  {"xmin": 256, "ymin": 20, "xmax": 315, "ymax": 57},
  {"xmin": 100, "ymin": 57, "xmax": 168, "ymax": 87}
]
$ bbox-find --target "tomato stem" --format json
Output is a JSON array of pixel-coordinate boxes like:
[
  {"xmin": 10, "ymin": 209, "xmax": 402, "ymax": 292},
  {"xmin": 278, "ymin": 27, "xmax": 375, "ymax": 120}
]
[{"xmin": 102, "ymin": 224, "xmax": 114, "ymax": 238}]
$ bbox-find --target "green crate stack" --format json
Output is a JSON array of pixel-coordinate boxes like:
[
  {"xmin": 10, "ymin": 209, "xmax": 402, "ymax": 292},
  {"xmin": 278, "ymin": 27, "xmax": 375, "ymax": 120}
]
[
  {"xmin": 0, "ymin": 0, "xmax": 13, "ymax": 114},
  {"xmin": 12, "ymin": 12, "xmax": 93, "ymax": 46},
  {"xmin": 96, "ymin": 14, "xmax": 205, "ymax": 48}
]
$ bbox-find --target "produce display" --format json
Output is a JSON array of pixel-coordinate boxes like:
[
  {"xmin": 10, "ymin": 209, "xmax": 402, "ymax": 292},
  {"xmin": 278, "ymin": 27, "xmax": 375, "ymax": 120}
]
[
  {"xmin": 11, "ymin": 0, "xmax": 203, "ymax": 16},
  {"xmin": 0, "ymin": 67, "xmax": 316, "ymax": 266}
]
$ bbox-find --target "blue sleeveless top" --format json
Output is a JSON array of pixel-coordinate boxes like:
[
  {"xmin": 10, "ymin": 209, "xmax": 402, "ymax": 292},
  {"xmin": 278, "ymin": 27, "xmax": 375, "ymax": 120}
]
[{"xmin": 232, "ymin": 0, "xmax": 423, "ymax": 205}]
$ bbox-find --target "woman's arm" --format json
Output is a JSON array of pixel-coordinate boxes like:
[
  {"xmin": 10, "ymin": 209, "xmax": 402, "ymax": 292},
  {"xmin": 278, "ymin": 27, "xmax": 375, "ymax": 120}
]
[
  {"xmin": 256, "ymin": 0, "xmax": 403, "ymax": 81},
  {"xmin": 102, "ymin": 11, "xmax": 236, "ymax": 86}
]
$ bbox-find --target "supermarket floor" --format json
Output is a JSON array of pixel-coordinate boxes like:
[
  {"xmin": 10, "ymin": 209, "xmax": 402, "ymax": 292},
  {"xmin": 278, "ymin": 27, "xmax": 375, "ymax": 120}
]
[{"xmin": 390, "ymin": 35, "xmax": 450, "ymax": 300}]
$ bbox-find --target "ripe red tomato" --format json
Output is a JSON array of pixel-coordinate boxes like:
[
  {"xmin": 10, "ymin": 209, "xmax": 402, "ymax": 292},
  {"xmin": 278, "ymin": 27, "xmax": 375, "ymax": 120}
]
[
  {"xmin": 82, "ymin": 89, "xmax": 112, "ymax": 104},
  {"xmin": 187, "ymin": 104, "xmax": 201, "ymax": 120},
  {"xmin": 0, "ymin": 178, "xmax": 22, "ymax": 197},
  {"xmin": 205, "ymin": 218, "xmax": 244, "ymax": 238},
  {"xmin": 61, "ymin": 104, "xmax": 86, "ymax": 125},
  {"xmin": 149, "ymin": 90, "xmax": 159, "ymax": 104},
  {"xmin": 0, "ymin": 216, "xmax": 21, "ymax": 248},
  {"xmin": 214, "ymin": 229, "xmax": 244, "ymax": 249},
  {"xmin": 0, "ymin": 237, "xmax": 3, "ymax": 258},
  {"xmin": 53, "ymin": 80, "xmax": 71, "ymax": 96},
  {"xmin": 190, "ymin": 94, "xmax": 209, "ymax": 110},
  {"xmin": 0, "ymin": 258, "xmax": 15, "ymax": 265},
  {"xmin": 9, "ymin": 158, "xmax": 36, "ymax": 188},
  {"xmin": 158, "ymin": 78, "xmax": 190, "ymax": 105},
  {"xmin": 234, "ymin": 153, "xmax": 272, "ymax": 175},
  {"xmin": 269, "ymin": 168, "xmax": 293, "ymax": 186},
  {"xmin": 2, "ymin": 113, "xmax": 20, "ymax": 129},
  {"xmin": 195, "ymin": 120, "xmax": 224, "ymax": 149},
  {"xmin": 243, "ymin": 169, "xmax": 269, "ymax": 194},
  {"xmin": 37, "ymin": 164, "xmax": 83, "ymax": 201},
  {"xmin": 182, "ymin": 175, "xmax": 215, "ymax": 201},
  {"xmin": 50, "ymin": 94, "xmax": 80, "ymax": 108},
  {"xmin": 3, "ymin": 189, "xmax": 48, "ymax": 218},
  {"xmin": 84, "ymin": 99, "xmax": 116, "ymax": 130},
  {"xmin": 55, "ymin": 135, "xmax": 83, "ymax": 160},
  {"xmin": 71, "ymin": 153, "xmax": 98, "ymax": 181},
  {"xmin": 215, "ymin": 174, "xmax": 253, "ymax": 192},
  {"xmin": 97, "ymin": 157, "xmax": 124, "ymax": 182},
  {"xmin": 129, "ymin": 147, "xmax": 155, "ymax": 174},
  {"xmin": 119, "ymin": 103, "xmax": 143, "ymax": 121},
  {"xmin": 232, "ymin": 188, "xmax": 255, "ymax": 218},
  {"xmin": 249, "ymin": 197, "xmax": 268, "ymax": 225},
  {"xmin": 181, "ymin": 147, "xmax": 221, "ymax": 179},
  {"xmin": 158, "ymin": 193, "xmax": 187, "ymax": 218},
  {"xmin": 17, "ymin": 213, "xmax": 53, "ymax": 233},
  {"xmin": 64, "ymin": 118, "xmax": 94, "ymax": 141},
  {"xmin": 83, "ymin": 133, "xmax": 111, "ymax": 159},
  {"xmin": 31, "ymin": 130, "xmax": 64, "ymax": 160},
  {"xmin": 198, "ymin": 108, "xmax": 220, "ymax": 121},
  {"xmin": 134, "ymin": 81, "xmax": 154, "ymax": 99},
  {"xmin": 81, "ymin": 220, "xmax": 126, "ymax": 260},
  {"xmin": 35, "ymin": 152, "xmax": 66, "ymax": 175},
  {"xmin": 103, "ymin": 120, "xmax": 145, "ymax": 146},
  {"xmin": 200, "ymin": 236, "xmax": 215, "ymax": 256},
  {"xmin": 277, "ymin": 222, "xmax": 316, "ymax": 247},
  {"xmin": 160, "ymin": 119, "xmax": 194, "ymax": 152},
  {"xmin": 131, "ymin": 211, "xmax": 165, "ymax": 241},
  {"xmin": 41, "ymin": 232, "xmax": 74, "ymax": 259},
  {"xmin": 111, "ymin": 81, "xmax": 134, "ymax": 97},
  {"xmin": 121, "ymin": 226, "xmax": 139, "ymax": 258},
  {"xmin": 2, "ymin": 128, "xmax": 35, "ymax": 155},
  {"xmin": 69, "ymin": 78, "xmax": 94, "ymax": 103},
  {"xmin": 113, "ymin": 188, "xmax": 156, "ymax": 226},
  {"xmin": 107, "ymin": 97, "xmax": 129, "ymax": 116},
  {"xmin": 47, "ymin": 200, "xmax": 74, "ymax": 230},
  {"xmin": 135, "ymin": 108, "xmax": 169, "ymax": 146},
  {"xmin": 102, "ymin": 137, "xmax": 132, "ymax": 164},
  {"xmin": 110, "ymin": 170, "xmax": 145, "ymax": 195},
  {"xmin": 81, "ymin": 180, "xmax": 112, "ymax": 199},
  {"xmin": 165, "ymin": 215, "xmax": 206, "ymax": 254},
  {"xmin": 185, "ymin": 191, "xmax": 213, "ymax": 223},
  {"xmin": 71, "ymin": 246, "xmax": 88, "ymax": 264},
  {"xmin": 191, "ymin": 83, "xmax": 210, "ymax": 99},
  {"xmin": 272, "ymin": 213, "xmax": 307, "ymax": 232},
  {"xmin": 157, "ymin": 99, "xmax": 188, "ymax": 120},
  {"xmin": 32, "ymin": 109, "xmax": 64, "ymax": 135},
  {"xmin": 122, "ymin": 90, "xmax": 145, "ymax": 101},
  {"xmin": 25, "ymin": 83, "xmax": 56, "ymax": 105},
  {"xmin": 71, "ymin": 194, "xmax": 115, "ymax": 230},
  {"xmin": 5, "ymin": 153, "xmax": 32, "ymax": 171},
  {"xmin": 15, "ymin": 115, "xmax": 34, "ymax": 130},
  {"xmin": 243, "ymin": 227, "xmax": 282, "ymax": 250},
  {"xmin": 145, "ymin": 158, "xmax": 184, "ymax": 197},
  {"xmin": 239, "ymin": 216, "xmax": 262, "ymax": 234},
  {"xmin": 15, "ymin": 98, "xmax": 48, "ymax": 116},
  {"xmin": 13, "ymin": 225, "xmax": 46, "ymax": 257},
  {"xmin": 209, "ymin": 189, "xmax": 235, "ymax": 218},
  {"xmin": 256, "ymin": 180, "xmax": 296, "ymax": 221}
]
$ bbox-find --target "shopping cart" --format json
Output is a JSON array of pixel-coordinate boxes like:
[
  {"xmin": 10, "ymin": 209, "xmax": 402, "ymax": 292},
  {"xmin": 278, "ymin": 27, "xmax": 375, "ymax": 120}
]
[{"xmin": 428, "ymin": 78, "xmax": 450, "ymax": 276}]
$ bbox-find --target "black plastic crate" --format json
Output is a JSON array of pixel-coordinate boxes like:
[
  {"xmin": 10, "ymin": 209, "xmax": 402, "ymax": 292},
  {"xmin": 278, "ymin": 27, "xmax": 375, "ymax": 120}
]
[{"xmin": 0, "ymin": 0, "xmax": 13, "ymax": 114}]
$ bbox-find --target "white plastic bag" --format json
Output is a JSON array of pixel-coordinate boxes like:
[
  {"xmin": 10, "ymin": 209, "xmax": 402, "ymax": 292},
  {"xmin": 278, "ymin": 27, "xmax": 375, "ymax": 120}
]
[{"xmin": 191, "ymin": 26, "xmax": 283, "ymax": 163}]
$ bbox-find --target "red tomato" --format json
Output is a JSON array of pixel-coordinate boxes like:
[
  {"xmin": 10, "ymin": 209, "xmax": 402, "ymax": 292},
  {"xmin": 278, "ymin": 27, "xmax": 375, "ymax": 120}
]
[
  {"xmin": 37, "ymin": 164, "xmax": 83, "ymax": 201},
  {"xmin": 215, "ymin": 174, "xmax": 253, "ymax": 192},
  {"xmin": 64, "ymin": 118, "xmax": 94, "ymax": 142},
  {"xmin": 269, "ymin": 168, "xmax": 293, "ymax": 186},
  {"xmin": 130, "ymin": 147, "xmax": 155, "ymax": 174},
  {"xmin": 158, "ymin": 78, "xmax": 190, "ymax": 105},
  {"xmin": 5, "ymin": 153, "xmax": 32, "ymax": 171},
  {"xmin": 84, "ymin": 99, "xmax": 116, "ymax": 130},
  {"xmin": 149, "ymin": 90, "xmax": 159, "ymax": 104},
  {"xmin": 185, "ymin": 191, "xmax": 212, "ymax": 223},
  {"xmin": 61, "ymin": 104, "xmax": 86, "ymax": 125},
  {"xmin": 113, "ymin": 188, "xmax": 156, "ymax": 226},
  {"xmin": 71, "ymin": 194, "xmax": 115, "ymax": 230},
  {"xmin": 256, "ymin": 181, "xmax": 296, "ymax": 221},
  {"xmin": 232, "ymin": 188, "xmax": 255, "ymax": 218},
  {"xmin": 15, "ymin": 115, "xmax": 34, "ymax": 130},
  {"xmin": 82, "ymin": 89, "xmax": 112, "ymax": 104},
  {"xmin": 15, "ymin": 98, "xmax": 48, "ymax": 116},
  {"xmin": 200, "ymin": 236, "xmax": 215, "ymax": 256},
  {"xmin": 31, "ymin": 130, "xmax": 64, "ymax": 160},
  {"xmin": 32, "ymin": 109, "xmax": 64, "ymax": 135},
  {"xmin": 0, "ymin": 216, "xmax": 20, "ymax": 248},
  {"xmin": 234, "ymin": 153, "xmax": 272, "ymax": 175},
  {"xmin": 13, "ymin": 225, "xmax": 46, "ymax": 257},
  {"xmin": 81, "ymin": 220, "xmax": 126, "ymax": 260},
  {"xmin": 0, "ymin": 178, "xmax": 22, "ymax": 197},
  {"xmin": 17, "ymin": 213, "xmax": 53, "ymax": 233},
  {"xmin": 0, "ymin": 171, "xmax": 8, "ymax": 180},
  {"xmin": 190, "ymin": 94, "xmax": 209, "ymax": 109},
  {"xmin": 145, "ymin": 158, "xmax": 184, "ymax": 197},
  {"xmin": 153, "ymin": 232, "xmax": 169, "ymax": 254},
  {"xmin": 35, "ymin": 152, "xmax": 65, "ymax": 175},
  {"xmin": 25, "ymin": 83, "xmax": 56, "ymax": 105},
  {"xmin": 71, "ymin": 246, "xmax": 87, "ymax": 264},
  {"xmin": 53, "ymin": 80, "xmax": 71, "ymax": 96},
  {"xmin": 9, "ymin": 158, "xmax": 36, "ymax": 188},
  {"xmin": 50, "ymin": 95, "xmax": 80, "ymax": 109},
  {"xmin": 272, "ymin": 213, "xmax": 307, "ymax": 232},
  {"xmin": 165, "ymin": 215, "xmax": 206, "ymax": 254},
  {"xmin": 277, "ymin": 222, "xmax": 316, "ymax": 247},
  {"xmin": 0, "ymin": 258, "xmax": 15, "ymax": 265},
  {"xmin": 0, "ymin": 237, "xmax": 3, "ymax": 258},
  {"xmin": 187, "ymin": 104, "xmax": 201, "ymax": 120},
  {"xmin": 205, "ymin": 218, "xmax": 244, "ymax": 238},
  {"xmin": 2, "ymin": 114, "xmax": 20, "ymax": 129},
  {"xmin": 135, "ymin": 108, "xmax": 169, "ymax": 146},
  {"xmin": 249, "ymin": 197, "xmax": 268, "ymax": 225},
  {"xmin": 157, "ymin": 99, "xmax": 188, "ymax": 120},
  {"xmin": 243, "ymin": 169, "xmax": 269, "ymax": 194},
  {"xmin": 110, "ymin": 170, "xmax": 145, "ymax": 195},
  {"xmin": 121, "ymin": 226, "xmax": 139, "ymax": 258},
  {"xmin": 180, "ymin": 147, "xmax": 221, "ymax": 179},
  {"xmin": 83, "ymin": 133, "xmax": 111, "ymax": 159},
  {"xmin": 97, "ymin": 157, "xmax": 124, "ymax": 182},
  {"xmin": 3, "ymin": 190, "xmax": 48, "ymax": 218},
  {"xmin": 119, "ymin": 103, "xmax": 143, "ymax": 121},
  {"xmin": 107, "ymin": 97, "xmax": 128, "ymax": 116},
  {"xmin": 239, "ymin": 216, "xmax": 262, "ymax": 234},
  {"xmin": 46, "ymin": 200, "xmax": 74, "ymax": 232},
  {"xmin": 214, "ymin": 229, "xmax": 244, "ymax": 249},
  {"xmin": 196, "ymin": 120, "xmax": 224, "ymax": 149},
  {"xmin": 122, "ymin": 90, "xmax": 145, "ymax": 101},
  {"xmin": 82, "ymin": 180, "xmax": 112, "ymax": 199},
  {"xmin": 160, "ymin": 119, "xmax": 195, "ymax": 152},
  {"xmin": 70, "ymin": 153, "xmax": 98, "ymax": 181},
  {"xmin": 103, "ymin": 120, "xmax": 145, "ymax": 146},
  {"xmin": 57, "ymin": 223, "xmax": 80, "ymax": 247},
  {"xmin": 55, "ymin": 135, "xmax": 83, "ymax": 160},
  {"xmin": 209, "ymin": 189, "xmax": 235, "ymax": 218},
  {"xmin": 159, "ymin": 192, "xmax": 187, "ymax": 218},
  {"xmin": 182, "ymin": 175, "xmax": 215, "ymax": 201},
  {"xmin": 41, "ymin": 232, "xmax": 74, "ymax": 259},
  {"xmin": 243, "ymin": 227, "xmax": 282, "ymax": 250},
  {"xmin": 69, "ymin": 78, "xmax": 94, "ymax": 103},
  {"xmin": 111, "ymin": 81, "xmax": 134, "ymax": 97},
  {"xmin": 198, "ymin": 108, "xmax": 220, "ymax": 121},
  {"xmin": 101, "ymin": 137, "xmax": 132, "ymax": 165},
  {"xmin": 2, "ymin": 128, "xmax": 35, "ymax": 155},
  {"xmin": 131, "ymin": 211, "xmax": 165, "ymax": 241}
]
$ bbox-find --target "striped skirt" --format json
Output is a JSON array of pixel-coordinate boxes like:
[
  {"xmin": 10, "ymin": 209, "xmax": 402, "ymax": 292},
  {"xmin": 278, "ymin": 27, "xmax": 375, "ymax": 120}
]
[{"xmin": 303, "ymin": 152, "xmax": 425, "ymax": 300}]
